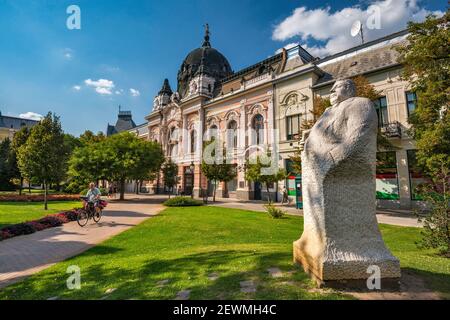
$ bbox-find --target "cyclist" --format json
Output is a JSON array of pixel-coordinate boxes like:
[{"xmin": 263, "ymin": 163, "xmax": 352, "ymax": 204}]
[{"xmin": 86, "ymin": 183, "xmax": 101, "ymax": 208}]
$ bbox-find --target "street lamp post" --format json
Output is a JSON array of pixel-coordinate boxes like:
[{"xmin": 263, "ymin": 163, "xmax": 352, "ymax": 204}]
[{"xmin": 189, "ymin": 161, "xmax": 195, "ymax": 199}]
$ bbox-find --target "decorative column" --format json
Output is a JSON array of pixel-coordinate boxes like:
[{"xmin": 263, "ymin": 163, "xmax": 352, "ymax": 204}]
[
  {"xmin": 236, "ymin": 100, "xmax": 252, "ymax": 200},
  {"xmin": 193, "ymin": 108, "xmax": 205, "ymax": 198}
]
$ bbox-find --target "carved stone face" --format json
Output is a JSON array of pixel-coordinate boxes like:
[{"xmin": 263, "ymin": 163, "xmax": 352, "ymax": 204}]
[{"xmin": 330, "ymin": 79, "xmax": 356, "ymax": 105}]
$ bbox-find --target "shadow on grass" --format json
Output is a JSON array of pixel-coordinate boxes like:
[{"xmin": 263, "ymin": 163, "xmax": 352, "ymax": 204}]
[
  {"xmin": 4, "ymin": 249, "xmax": 348, "ymax": 300},
  {"xmin": 401, "ymin": 267, "xmax": 450, "ymax": 299}
]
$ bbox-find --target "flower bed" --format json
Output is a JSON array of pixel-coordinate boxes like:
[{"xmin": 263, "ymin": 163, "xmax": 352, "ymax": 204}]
[
  {"xmin": 0, "ymin": 209, "xmax": 81, "ymax": 241},
  {"xmin": 0, "ymin": 194, "xmax": 80, "ymax": 202}
]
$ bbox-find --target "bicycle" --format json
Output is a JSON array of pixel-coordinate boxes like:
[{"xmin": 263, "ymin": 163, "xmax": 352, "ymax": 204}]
[{"xmin": 77, "ymin": 196, "xmax": 105, "ymax": 227}]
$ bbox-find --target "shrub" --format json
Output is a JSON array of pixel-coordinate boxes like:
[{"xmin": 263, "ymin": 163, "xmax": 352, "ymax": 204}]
[
  {"xmin": 415, "ymin": 166, "xmax": 450, "ymax": 256},
  {"xmin": 37, "ymin": 216, "xmax": 63, "ymax": 228},
  {"xmin": 264, "ymin": 202, "xmax": 286, "ymax": 219},
  {"xmin": 3, "ymin": 223, "xmax": 36, "ymax": 236},
  {"xmin": 61, "ymin": 210, "xmax": 79, "ymax": 222},
  {"xmin": 0, "ymin": 194, "xmax": 79, "ymax": 202},
  {"xmin": 163, "ymin": 196, "xmax": 203, "ymax": 207},
  {"xmin": 25, "ymin": 221, "xmax": 47, "ymax": 232},
  {"xmin": 0, "ymin": 230, "xmax": 12, "ymax": 241},
  {"xmin": 0, "ymin": 208, "xmax": 82, "ymax": 241}
]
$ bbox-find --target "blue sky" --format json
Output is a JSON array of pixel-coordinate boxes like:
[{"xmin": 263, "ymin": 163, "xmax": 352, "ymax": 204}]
[{"xmin": 0, "ymin": 0, "xmax": 446, "ymax": 136}]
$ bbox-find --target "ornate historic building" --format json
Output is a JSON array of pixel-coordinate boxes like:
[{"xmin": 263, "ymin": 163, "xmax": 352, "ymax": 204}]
[
  {"xmin": 133, "ymin": 27, "xmax": 422, "ymax": 209},
  {"xmin": 0, "ymin": 111, "xmax": 39, "ymax": 141}
]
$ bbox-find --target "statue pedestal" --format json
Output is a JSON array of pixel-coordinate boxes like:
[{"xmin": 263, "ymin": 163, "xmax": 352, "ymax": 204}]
[{"xmin": 293, "ymin": 239, "xmax": 401, "ymax": 289}]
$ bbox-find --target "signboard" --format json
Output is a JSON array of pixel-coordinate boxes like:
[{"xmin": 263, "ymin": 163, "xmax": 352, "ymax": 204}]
[{"xmin": 295, "ymin": 176, "xmax": 303, "ymax": 209}]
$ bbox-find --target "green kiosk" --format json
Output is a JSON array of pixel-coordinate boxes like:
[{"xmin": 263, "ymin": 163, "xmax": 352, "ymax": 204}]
[{"xmin": 295, "ymin": 176, "xmax": 303, "ymax": 209}]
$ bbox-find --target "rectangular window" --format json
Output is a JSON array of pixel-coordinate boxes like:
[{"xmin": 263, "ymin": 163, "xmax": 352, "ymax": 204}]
[
  {"xmin": 286, "ymin": 114, "xmax": 301, "ymax": 140},
  {"xmin": 373, "ymin": 96, "xmax": 389, "ymax": 127},
  {"xmin": 406, "ymin": 91, "xmax": 417, "ymax": 117},
  {"xmin": 376, "ymin": 151, "xmax": 399, "ymax": 200}
]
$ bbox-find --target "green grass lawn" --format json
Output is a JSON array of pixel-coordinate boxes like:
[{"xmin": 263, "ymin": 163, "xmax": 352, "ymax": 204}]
[
  {"xmin": 0, "ymin": 201, "xmax": 81, "ymax": 228},
  {"xmin": 0, "ymin": 206, "xmax": 448, "ymax": 300}
]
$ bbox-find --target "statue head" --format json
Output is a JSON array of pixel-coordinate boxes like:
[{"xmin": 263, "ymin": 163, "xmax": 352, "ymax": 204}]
[{"xmin": 330, "ymin": 79, "xmax": 356, "ymax": 105}]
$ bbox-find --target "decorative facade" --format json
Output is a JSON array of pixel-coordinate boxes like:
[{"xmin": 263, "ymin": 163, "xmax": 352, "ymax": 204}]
[{"xmin": 131, "ymin": 27, "xmax": 423, "ymax": 209}]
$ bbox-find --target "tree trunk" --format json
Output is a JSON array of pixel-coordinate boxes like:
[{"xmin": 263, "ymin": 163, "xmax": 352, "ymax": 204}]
[
  {"xmin": 266, "ymin": 184, "xmax": 271, "ymax": 203},
  {"xmin": 119, "ymin": 178, "xmax": 125, "ymax": 200},
  {"xmin": 28, "ymin": 179, "xmax": 31, "ymax": 194},
  {"xmin": 213, "ymin": 180, "xmax": 217, "ymax": 202},
  {"xmin": 136, "ymin": 180, "xmax": 140, "ymax": 195},
  {"xmin": 19, "ymin": 177, "xmax": 23, "ymax": 195},
  {"xmin": 44, "ymin": 180, "xmax": 48, "ymax": 210}
]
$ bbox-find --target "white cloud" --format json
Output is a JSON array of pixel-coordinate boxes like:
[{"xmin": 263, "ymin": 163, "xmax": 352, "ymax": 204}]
[
  {"xmin": 63, "ymin": 48, "xmax": 74, "ymax": 60},
  {"xmin": 73, "ymin": 85, "xmax": 81, "ymax": 91},
  {"xmin": 272, "ymin": 0, "xmax": 444, "ymax": 57},
  {"xmin": 130, "ymin": 88, "xmax": 140, "ymax": 97},
  {"xmin": 84, "ymin": 78, "xmax": 115, "ymax": 95},
  {"xmin": 19, "ymin": 112, "xmax": 44, "ymax": 121},
  {"xmin": 275, "ymin": 42, "xmax": 299, "ymax": 54}
]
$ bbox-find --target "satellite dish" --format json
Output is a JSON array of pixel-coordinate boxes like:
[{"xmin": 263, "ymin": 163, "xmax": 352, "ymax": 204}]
[
  {"xmin": 351, "ymin": 20, "xmax": 362, "ymax": 37},
  {"xmin": 350, "ymin": 20, "xmax": 364, "ymax": 44}
]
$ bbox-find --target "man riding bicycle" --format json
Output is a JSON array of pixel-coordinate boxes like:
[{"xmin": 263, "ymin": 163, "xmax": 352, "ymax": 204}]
[
  {"xmin": 78, "ymin": 183, "xmax": 106, "ymax": 227},
  {"xmin": 86, "ymin": 182, "xmax": 101, "ymax": 208}
]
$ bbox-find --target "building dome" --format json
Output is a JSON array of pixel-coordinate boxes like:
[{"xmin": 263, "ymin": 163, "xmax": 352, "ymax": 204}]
[{"xmin": 177, "ymin": 25, "xmax": 233, "ymax": 98}]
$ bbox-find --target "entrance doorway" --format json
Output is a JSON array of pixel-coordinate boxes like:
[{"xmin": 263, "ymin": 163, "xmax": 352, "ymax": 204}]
[
  {"xmin": 254, "ymin": 182, "xmax": 262, "ymax": 200},
  {"xmin": 184, "ymin": 167, "xmax": 194, "ymax": 196}
]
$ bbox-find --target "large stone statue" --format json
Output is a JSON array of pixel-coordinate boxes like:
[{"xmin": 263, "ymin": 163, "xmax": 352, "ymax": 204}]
[{"xmin": 293, "ymin": 79, "xmax": 400, "ymax": 287}]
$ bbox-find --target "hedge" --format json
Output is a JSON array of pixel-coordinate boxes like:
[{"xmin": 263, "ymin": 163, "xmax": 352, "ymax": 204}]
[
  {"xmin": 163, "ymin": 196, "xmax": 203, "ymax": 207},
  {"xmin": 0, "ymin": 209, "xmax": 81, "ymax": 241},
  {"xmin": 0, "ymin": 194, "xmax": 80, "ymax": 202}
]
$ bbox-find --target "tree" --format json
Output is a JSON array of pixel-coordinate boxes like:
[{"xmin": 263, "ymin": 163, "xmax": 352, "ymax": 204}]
[
  {"xmin": 162, "ymin": 160, "xmax": 178, "ymax": 198},
  {"xmin": 130, "ymin": 141, "xmax": 163, "ymax": 195},
  {"xmin": 0, "ymin": 138, "xmax": 15, "ymax": 191},
  {"xmin": 79, "ymin": 130, "xmax": 106, "ymax": 145},
  {"xmin": 201, "ymin": 141, "xmax": 237, "ymax": 202},
  {"xmin": 69, "ymin": 132, "xmax": 164, "ymax": 200},
  {"xmin": 245, "ymin": 156, "xmax": 287, "ymax": 202},
  {"xmin": 416, "ymin": 164, "xmax": 449, "ymax": 256},
  {"xmin": 11, "ymin": 127, "xmax": 30, "ymax": 194},
  {"xmin": 301, "ymin": 95, "xmax": 331, "ymax": 130},
  {"xmin": 397, "ymin": 12, "xmax": 450, "ymax": 255},
  {"xmin": 17, "ymin": 113, "xmax": 68, "ymax": 209},
  {"xmin": 352, "ymin": 75, "xmax": 397, "ymax": 151},
  {"xmin": 397, "ymin": 11, "xmax": 450, "ymax": 176}
]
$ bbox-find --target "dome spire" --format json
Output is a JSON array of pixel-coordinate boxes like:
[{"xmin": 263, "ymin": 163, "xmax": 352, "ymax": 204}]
[
  {"xmin": 202, "ymin": 23, "xmax": 211, "ymax": 48},
  {"xmin": 159, "ymin": 78, "xmax": 173, "ymax": 95}
]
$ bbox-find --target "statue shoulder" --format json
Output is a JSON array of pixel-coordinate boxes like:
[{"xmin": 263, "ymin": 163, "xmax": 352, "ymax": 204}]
[{"xmin": 345, "ymin": 97, "xmax": 374, "ymax": 111}]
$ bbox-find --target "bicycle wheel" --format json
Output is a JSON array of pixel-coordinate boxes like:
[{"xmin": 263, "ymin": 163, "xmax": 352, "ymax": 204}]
[
  {"xmin": 93, "ymin": 209, "xmax": 102, "ymax": 223},
  {"xmin": 77, "ymin": 209, "xmax": 90, "ymax": 227}
]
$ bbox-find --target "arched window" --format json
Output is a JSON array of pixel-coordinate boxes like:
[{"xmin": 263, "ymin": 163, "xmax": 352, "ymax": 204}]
[
  {"xmin": 190, "ymin": 130, "xmax": 197, "ymax": 154},
  {"xmin": 252, "ymin": 114, "xmax": 264, "ymax": 145},
  {"xmin": 209, "ymin": 125, "xmax": 218, "ymax": 141},
  {"xmin": 169, "ymin": 127, "xmax": 178, "ymax": 141},
  {"xmin": 227, "ymin": 120, "xmax": 238, "ymax": 149}
]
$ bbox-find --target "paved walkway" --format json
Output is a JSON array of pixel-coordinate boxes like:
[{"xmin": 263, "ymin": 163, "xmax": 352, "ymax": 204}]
[
  {"xmin": 205, "ymin": 197, "xmax": 422, "ymax": 228},
  {"xmin": 0, "ymin": 195, "xmax": 165, "ymax": 289}
]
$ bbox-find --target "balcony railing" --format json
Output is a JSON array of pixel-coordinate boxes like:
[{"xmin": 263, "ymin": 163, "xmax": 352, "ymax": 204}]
[{"xmin": 380, "ymin": 121, "xmax": 402, "ymax": 138}]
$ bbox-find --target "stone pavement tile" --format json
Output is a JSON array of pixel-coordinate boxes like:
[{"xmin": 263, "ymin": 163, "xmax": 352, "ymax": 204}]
[
  {"xmin": 240, "ymin": 280, "xmax": 257, "ymax": 293},
  {"xmin": 175, "ymin": 290, "xmax": 191, "ymax": 300},
  {"xmin": 208, "ymin": 272, "xmax": 219, "ymax": 281},
  {"xmin": 267, "ymin": 267, "xmax": 283, "ymax": 278}
]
